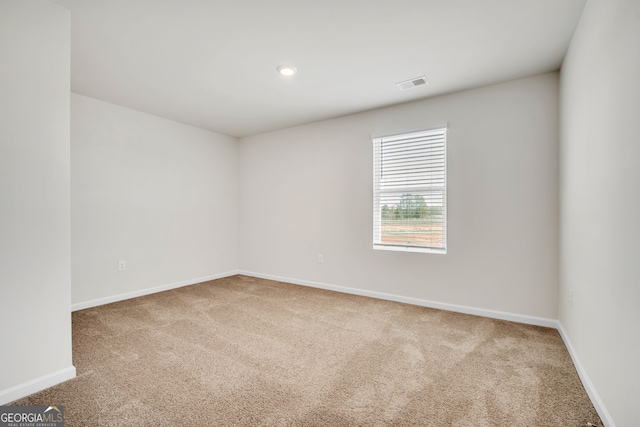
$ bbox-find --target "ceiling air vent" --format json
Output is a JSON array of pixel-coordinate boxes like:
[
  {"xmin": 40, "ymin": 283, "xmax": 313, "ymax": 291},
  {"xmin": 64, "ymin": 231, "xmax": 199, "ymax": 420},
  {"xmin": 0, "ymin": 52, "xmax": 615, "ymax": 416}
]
[{"xmin": 396, "ymin": 76, "xmax": 429, "ymax": 91}]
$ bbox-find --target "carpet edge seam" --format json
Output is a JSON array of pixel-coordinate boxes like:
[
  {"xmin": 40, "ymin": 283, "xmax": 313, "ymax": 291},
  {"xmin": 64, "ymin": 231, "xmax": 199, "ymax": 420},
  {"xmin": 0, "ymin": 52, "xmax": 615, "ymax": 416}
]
[
  {"xmin": 557, "ymin": 323, "xmax": 615, "ymax": 427},
  {"xmin": 238, "ymin": 270, "xmax": 557, "ymax": 327},
  {"xmin": 70, "ymin": 270, "xmax": 241, "ymax": 312},
  {"xmin": 0, "ymin": 365, "xmax": 76, "ymax": 406}
]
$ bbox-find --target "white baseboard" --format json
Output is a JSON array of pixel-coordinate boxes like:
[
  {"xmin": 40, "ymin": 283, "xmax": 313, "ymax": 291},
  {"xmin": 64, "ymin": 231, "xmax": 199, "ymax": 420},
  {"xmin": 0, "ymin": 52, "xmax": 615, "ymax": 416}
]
[
  {"xmin": 238, "ymin": 270, "xmax": 558, "ymax": 328},
  {"xmin": 557, "ymin": 323, "xmax": 615, "ymax": 427},
  {"xmin": 71, "ymin": 270, "xmax": 240, "ymax": 311},
  {"xmin": 0, "ymin": 366, "xmax": 76, "ymax": 405}
]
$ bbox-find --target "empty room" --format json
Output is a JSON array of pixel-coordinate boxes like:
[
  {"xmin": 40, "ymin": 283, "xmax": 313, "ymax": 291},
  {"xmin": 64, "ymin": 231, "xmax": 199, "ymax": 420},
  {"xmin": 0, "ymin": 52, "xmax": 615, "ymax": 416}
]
[{"xmin": 1, "ymin": 0, "xmax": 638, "ymax": 425}]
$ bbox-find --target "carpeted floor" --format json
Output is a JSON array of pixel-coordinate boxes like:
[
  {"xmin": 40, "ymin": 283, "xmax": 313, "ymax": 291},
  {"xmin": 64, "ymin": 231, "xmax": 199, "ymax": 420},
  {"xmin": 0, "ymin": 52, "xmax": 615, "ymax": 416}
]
[{"xmin": 13, "ymin": 275, "xmax": 602, "ymax": 426}]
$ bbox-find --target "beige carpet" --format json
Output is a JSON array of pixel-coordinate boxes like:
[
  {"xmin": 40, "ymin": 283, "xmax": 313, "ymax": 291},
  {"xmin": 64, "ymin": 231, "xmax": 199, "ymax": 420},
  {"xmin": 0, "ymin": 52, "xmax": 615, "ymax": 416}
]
[{"xmin": 13, "ymin": 275, "xmax": 601, "ymax": 426}]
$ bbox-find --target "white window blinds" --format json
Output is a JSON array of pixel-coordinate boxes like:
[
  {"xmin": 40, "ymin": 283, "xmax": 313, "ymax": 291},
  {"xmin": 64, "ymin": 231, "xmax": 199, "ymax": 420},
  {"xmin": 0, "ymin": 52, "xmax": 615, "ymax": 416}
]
[{"xmin": 373, "ymin": 126, "xmax": 447, "ymax": 253}]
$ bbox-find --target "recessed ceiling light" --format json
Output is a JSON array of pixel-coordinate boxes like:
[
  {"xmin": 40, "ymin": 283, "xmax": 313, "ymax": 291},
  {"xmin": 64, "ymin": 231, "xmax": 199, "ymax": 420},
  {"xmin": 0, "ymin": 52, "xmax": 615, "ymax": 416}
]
[{"xmin": 277, "ymin": 65, "xmax": 297, "ymax": 77}]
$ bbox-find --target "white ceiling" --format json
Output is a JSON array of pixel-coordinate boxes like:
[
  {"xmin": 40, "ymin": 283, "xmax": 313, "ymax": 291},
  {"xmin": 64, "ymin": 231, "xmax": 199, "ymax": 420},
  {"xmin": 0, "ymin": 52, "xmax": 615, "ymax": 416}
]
[{"xmin": 51, "ymin": 0, "xmax": 586, "ymax": 138}]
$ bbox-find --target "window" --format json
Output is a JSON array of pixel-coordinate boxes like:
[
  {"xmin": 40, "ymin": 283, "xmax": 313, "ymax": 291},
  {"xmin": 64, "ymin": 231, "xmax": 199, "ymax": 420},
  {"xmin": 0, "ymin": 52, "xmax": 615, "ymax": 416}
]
[{"xmin": 373, "ymin": 125, "xmax": 447, "ymax": 254}]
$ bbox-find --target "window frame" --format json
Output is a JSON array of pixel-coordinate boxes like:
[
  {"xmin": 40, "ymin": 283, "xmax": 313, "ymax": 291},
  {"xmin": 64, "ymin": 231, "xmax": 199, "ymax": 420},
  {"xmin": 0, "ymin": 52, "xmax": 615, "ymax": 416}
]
[{"xmin": 372, "ymin": 125, "xmax": 448, "ymax": 254}]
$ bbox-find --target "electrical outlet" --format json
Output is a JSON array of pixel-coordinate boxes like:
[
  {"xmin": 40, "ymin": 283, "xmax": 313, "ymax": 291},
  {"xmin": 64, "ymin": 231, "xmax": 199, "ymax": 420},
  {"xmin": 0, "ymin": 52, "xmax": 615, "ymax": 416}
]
[
  {"xmin": 118, "ymin": 260, "xmax": 126, "ymax": 271},
  {"xmin": 317, "ymin": 253, "xmax": 324, "ymax": 264}
]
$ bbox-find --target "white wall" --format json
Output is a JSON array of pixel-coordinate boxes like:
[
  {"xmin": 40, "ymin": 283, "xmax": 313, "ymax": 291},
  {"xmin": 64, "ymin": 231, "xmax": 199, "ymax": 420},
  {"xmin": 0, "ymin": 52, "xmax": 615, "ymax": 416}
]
[
  {"xmin": 240, "ymin": 73, "xmax": 560, "ymax": 320},
  {"xmin": 0, "ymin": 1, "xmax": 75, "ymax": 403},
  {"xmin": 559, "ymin": 0, "xmax": 640, "ymax": 425},
  {"xmin": 71, "ymin": 94, "xmax": 239, "ymax": 306}
]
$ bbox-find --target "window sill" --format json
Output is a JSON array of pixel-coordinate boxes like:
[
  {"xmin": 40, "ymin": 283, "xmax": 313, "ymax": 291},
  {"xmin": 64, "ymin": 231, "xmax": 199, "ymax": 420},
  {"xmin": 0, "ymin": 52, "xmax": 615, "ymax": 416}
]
[{"xmin": 373, "ymin": 244, "xmax": 446, "ymax": 255}]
